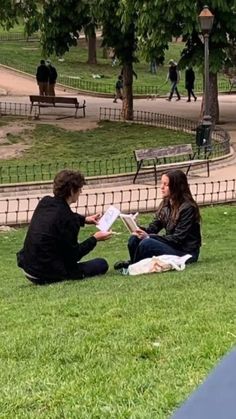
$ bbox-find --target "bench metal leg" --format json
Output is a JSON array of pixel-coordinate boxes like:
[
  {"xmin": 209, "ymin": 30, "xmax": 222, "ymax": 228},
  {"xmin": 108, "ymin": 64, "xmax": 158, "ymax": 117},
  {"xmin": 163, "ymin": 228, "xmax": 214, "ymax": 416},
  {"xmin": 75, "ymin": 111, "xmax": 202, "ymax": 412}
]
[
  {"xmin": 207, "ymin": 160, "xmax": 210, "ymax": 177},
  {"xmin": 154, "ymin": 164, "xmax": 157, "ymax": 185},
  {"xmin": 75, "ymin": 107, "xmax": 78, "ymax": 118},
  {"xmin": 133, "ymin": 161, "xmax": 142, "ymax": 184}
]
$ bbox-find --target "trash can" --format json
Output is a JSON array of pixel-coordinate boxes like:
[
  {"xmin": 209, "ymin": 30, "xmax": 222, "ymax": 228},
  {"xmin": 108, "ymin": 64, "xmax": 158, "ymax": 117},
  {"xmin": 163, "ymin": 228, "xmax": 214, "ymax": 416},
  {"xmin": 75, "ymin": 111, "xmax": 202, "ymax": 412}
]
[{"xmin": 196, "ymin": 124, "xmax": 211, "ymax": 147}]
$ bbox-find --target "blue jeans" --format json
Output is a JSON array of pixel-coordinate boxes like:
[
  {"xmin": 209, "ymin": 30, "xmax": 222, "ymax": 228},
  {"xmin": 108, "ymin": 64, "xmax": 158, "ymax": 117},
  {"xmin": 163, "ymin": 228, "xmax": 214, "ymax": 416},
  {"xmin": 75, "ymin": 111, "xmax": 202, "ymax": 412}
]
[
  {"xmin": 128, "ymin": 235, "xmax": 199, "ymax": 264},
  {"xmin": 169, "ymin": 81, "xmax": 180, "ymax": 100}
]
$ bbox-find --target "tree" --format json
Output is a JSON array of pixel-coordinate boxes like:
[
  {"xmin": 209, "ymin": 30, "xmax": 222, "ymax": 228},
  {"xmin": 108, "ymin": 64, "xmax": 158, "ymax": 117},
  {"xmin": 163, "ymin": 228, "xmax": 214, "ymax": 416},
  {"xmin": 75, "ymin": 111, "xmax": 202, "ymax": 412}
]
[
  {"xmin": 0, "ymin": 0, "xmax": 19, "ymax": 30},
  {"xmin": 97, "ymin": 0, "xmax": 138, "ymax": 120},
  {"xmin": 134, "ymin": 0, "xmax": 236, "ymax": 123}
]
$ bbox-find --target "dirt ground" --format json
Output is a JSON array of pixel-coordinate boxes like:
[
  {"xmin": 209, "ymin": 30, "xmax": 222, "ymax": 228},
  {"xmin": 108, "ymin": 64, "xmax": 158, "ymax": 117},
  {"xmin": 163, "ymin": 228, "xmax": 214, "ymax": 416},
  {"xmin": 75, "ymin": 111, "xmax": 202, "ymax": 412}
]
[{"xmin": 0, "ymin": 118, "xmax": 99, "ymax": 159}]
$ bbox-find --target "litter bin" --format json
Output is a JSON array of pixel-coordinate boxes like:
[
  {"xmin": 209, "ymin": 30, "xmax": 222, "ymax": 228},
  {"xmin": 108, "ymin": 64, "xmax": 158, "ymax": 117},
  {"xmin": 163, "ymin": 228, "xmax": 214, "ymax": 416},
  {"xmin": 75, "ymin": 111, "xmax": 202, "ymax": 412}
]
[{"xmin": 196, "ymin": 124, "xmax": 211, "ymax": 147}]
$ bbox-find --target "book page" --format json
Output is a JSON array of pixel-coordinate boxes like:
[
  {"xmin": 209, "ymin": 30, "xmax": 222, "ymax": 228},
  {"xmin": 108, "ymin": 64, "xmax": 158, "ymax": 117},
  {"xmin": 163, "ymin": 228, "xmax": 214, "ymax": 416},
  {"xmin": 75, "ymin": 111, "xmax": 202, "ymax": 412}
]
[
  {"xmin": 97, "ymin": 206, "xmax": 120, "ymax": 231},
  {"xmin": 119, "ymin": 213, "xmax": 138, "ymax": 233}
]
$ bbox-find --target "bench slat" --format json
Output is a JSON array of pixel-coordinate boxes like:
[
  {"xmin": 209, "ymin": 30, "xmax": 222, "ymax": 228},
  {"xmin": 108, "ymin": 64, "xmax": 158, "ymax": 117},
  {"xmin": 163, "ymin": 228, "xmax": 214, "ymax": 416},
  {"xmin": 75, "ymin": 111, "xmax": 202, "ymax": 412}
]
[
  {"xmin": 135, "ymin": 144, "xmax": 193, "ymax": 161},
  {"xmin": 133, "ymin": 143, "xmax": 211, "ymax": 184}
]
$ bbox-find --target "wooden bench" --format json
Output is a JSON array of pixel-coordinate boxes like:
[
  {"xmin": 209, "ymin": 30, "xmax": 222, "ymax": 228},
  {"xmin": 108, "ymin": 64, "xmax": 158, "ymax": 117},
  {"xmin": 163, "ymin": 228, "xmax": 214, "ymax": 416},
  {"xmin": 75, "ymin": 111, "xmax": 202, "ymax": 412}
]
[
  {"xmin": 29, "ymin": 95, "xmax": 86, "ymax": 118},
  {"xmin": 133, "ymin": 143, "xmax": 211, "ymax": 184}
]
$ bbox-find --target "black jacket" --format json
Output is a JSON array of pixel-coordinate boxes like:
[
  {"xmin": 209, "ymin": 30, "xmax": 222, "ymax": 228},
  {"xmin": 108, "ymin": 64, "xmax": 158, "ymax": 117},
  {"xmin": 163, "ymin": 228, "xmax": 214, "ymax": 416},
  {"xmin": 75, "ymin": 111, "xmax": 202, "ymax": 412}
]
[
  {"xmin": 17, "ymin": 196, "xmax": 97, "ymax": 280},
  {"xmin": 185, "ymin": 68, "xmax": 195, "ymax": 89},
  {"xmin": 36, "ymin": 64, "xmax": 50, "ymax": 83},
  {"xmin": 48, "ymin": 65, "xmax": 58, "ymax": 84},
  {"xmin": 143, "ymin": 201, "xmax": 201, "ymax": 254},
  {"xmin": 169, "ymin": 65, "xmax": 179, "ymax": 82}
]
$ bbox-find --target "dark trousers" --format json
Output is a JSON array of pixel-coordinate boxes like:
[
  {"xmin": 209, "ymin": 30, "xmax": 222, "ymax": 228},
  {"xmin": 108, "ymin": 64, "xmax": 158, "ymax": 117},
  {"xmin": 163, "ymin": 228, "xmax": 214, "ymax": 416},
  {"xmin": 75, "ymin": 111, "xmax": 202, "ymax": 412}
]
[
  {"xmin": 187, "ymin": 88, "xmax": 196, "ymax": 101},
  {"xmin": 38, "ymin": 82, "xmax": 48, "ymax": 96},
  {"xmin": 26, "ymin": 258, "xmax": 109, "ymax": 285},
  {"xmin": 128, "ymin": 235, "xmax": 199, "ymax": 264},
  {"xmin": 169, "ymin": 81, "xmax": 180, "ymax": 100}
]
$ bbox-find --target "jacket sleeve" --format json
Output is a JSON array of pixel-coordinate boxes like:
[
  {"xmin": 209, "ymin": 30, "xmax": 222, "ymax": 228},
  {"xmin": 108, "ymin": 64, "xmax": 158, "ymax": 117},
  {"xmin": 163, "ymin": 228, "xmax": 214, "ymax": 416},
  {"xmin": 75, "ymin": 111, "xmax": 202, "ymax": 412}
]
[
  {"xmin": 162, "ymin": 206, "xmax": 196, "ymax": 246},
  {"xmin": 140, "ymin": 216, "xmax": 164, "ymax": 234},
  {"xmin": 59, "ymin": 216, "xmax": 97, "ymax": 263}
]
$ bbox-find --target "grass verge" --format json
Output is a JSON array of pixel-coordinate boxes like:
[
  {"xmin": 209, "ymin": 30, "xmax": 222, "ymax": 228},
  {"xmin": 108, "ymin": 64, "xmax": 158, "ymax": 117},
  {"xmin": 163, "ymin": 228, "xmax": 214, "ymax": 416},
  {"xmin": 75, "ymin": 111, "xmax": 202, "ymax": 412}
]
[{"xmin": 0, "ymin": 204, "xmax": 236, "ymax": 418}]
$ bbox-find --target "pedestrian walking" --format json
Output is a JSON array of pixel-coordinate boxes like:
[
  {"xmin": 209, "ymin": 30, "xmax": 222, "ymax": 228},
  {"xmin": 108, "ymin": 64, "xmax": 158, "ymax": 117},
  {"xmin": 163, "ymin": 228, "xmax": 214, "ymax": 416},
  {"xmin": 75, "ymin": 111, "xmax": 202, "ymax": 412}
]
[
  {"xmin": 166, "ymin": 59, "xmax": 181, "ymax": 101},
  {"xmin": 149, "ymin": 59, "xmax": 158, "ymax": 74},
  {"xmin": 36, "ymin": 59, "xmax": 50, "ymax": 96},
  {"xmin": 113, "ymin": 75, "xmax": 123, "ymax": 103},
  {"xmin": 46, "ymin": 60, "xmax": 58, "ymax": 96},
  {"xmin": 185, "ymin": 66, "xmax": 197, "ymax": 102}
]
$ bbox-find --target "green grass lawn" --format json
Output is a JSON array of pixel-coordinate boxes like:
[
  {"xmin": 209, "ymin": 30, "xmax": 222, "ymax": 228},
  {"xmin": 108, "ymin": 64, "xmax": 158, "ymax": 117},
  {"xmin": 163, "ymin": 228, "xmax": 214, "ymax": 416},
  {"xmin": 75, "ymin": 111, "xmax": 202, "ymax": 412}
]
[
  {"xmin": 0, "ymin": 37, "xmax": 229, "ymax": 95},
  {"xmin": 1, "ymin": 204, "xmax": 236, "ymax": 418},
  {"xmin": 0, "ymin": 120, "xmax": 194, "ymax": 182}
]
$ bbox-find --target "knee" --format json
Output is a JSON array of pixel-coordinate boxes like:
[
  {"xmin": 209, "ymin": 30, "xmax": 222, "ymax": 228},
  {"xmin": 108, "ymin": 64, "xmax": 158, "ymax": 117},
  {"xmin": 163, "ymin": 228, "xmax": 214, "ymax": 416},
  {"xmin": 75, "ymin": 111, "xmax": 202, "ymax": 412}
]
[
  {"xmin": 128, "ymin": 235, "xmax": 140, "ymax": 248},
  {"xmin": 97, "ymin": 258, "xmax": 109, "ymax": 275}
]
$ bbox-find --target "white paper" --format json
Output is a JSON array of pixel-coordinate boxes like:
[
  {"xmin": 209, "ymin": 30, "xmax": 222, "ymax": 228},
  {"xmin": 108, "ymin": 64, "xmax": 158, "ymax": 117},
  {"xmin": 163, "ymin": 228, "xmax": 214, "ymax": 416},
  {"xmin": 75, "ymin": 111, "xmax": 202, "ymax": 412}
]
[{"xmin": 97, "ymin": 206, "xmax": 120, "ymax": 231}]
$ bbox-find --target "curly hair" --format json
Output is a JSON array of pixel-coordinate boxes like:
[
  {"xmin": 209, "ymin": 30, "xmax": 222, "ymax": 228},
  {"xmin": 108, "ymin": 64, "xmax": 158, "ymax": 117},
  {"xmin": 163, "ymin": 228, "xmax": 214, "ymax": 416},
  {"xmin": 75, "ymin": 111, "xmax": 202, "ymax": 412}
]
[{"xmin": 53, "ymin": 170, "xmax": 85, "ymax": 200}]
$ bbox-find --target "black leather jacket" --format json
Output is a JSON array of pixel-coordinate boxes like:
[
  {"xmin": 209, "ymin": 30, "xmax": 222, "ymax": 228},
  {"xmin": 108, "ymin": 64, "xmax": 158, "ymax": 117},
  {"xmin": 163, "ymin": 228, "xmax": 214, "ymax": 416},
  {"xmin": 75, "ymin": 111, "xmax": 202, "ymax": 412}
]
[{"xmin": 143, "ymin": 201, "xmax": 201, "ymax": 254}]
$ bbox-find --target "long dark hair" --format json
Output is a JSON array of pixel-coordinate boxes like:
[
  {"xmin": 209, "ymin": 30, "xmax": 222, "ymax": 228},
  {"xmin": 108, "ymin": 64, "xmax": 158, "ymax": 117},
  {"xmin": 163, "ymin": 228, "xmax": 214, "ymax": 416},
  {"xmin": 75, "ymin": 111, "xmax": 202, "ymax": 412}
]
[{"xmin": 158, "ymin": 169, "xmax": 200, "ymax": 222}]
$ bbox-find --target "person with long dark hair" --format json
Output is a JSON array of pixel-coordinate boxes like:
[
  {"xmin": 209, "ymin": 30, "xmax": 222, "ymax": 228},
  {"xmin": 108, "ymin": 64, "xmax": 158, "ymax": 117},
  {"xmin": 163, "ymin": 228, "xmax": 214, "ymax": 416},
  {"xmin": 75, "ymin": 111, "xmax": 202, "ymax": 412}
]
[
  {"xmin": 17, "ymin": 169, "xmax": 112, "ymax": 285},
  {"xmin": 114, "ymin": 169, "xmax": 201, "ymax": 270}
]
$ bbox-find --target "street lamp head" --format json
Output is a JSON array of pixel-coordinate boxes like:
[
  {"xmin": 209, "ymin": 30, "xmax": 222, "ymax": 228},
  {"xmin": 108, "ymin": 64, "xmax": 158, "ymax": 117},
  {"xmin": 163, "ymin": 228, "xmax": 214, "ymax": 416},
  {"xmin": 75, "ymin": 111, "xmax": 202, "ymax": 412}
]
[{"xmin": 198, "ymin": 5, "xmax": 214, "ymax": 34}]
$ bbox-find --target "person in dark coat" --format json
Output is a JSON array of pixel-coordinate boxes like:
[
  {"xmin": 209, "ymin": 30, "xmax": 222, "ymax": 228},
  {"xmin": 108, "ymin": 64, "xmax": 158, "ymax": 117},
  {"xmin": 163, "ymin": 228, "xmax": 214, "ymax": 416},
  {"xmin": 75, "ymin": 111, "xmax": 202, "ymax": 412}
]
[
  {"xmin": 114, "ymin": 169, "xmax": 201, "ymax": 271},
  {"xmin": 36, "ymin": 59, "xmax": 50, "ymax": 96},
  {"xmin": 185, "ymin": 66, "xmax": 197, "ymax": 102},
  {"xmin": 167, "ymin": 59, "xmax": 181, "ymax": 101},
  {"xmin": 17, "ymin": 170, "xmax": 112, "ymax": 285},
  {"xmin": 46, "ymin": 60, "xmax": 58, "ymax": 96}
]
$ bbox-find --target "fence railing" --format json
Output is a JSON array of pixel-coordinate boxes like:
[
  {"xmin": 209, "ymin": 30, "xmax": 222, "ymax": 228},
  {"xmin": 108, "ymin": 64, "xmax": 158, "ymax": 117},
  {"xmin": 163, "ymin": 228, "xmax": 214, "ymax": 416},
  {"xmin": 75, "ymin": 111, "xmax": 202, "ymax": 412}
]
[
  {"xmin": 0, "ymin": 32, "xmax": 39, "ymax": 42},
  {"xmin": 100, "ymin": 107, "xmax": 231, "ymax": 155},
  {"xmin": 1, "ymin": 179, "xmax": 235, "ymax": 226},
  {"xmin": 0, "ymin": 106, "xmax": 231, "ymax": 184},
  {"xmin": 0, "ymin": 102, "xmax": 37, "ymax": 118}
]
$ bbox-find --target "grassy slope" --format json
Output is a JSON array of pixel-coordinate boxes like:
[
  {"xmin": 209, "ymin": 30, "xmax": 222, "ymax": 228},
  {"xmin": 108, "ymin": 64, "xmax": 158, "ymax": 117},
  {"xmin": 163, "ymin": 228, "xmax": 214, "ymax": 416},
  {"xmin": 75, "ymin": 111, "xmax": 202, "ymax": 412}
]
[
  {"xmin": 0, "ymin": 121, "xmax": 194, "ymax": 165},
  {"xmin": 0, "ymin": 205, "xmax": 236, "ymax": 418}
]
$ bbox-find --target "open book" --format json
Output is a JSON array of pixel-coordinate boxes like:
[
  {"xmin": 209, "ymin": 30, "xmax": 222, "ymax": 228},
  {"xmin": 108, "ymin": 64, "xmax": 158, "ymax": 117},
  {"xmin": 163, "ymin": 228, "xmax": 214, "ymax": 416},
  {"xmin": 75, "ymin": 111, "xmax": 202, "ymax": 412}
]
[
  {"xmin": 119, "ymin": 213, "xmax": 138, "ymax": 233},
  {"xmin": 97, "ymin": 205, "xmax": 138, "ymax": 233}
]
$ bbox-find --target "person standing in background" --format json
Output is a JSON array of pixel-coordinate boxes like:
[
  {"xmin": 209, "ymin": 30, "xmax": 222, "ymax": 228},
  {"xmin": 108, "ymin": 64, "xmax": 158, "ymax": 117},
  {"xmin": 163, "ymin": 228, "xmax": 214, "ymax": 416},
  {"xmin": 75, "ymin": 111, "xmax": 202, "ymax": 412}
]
[
  {"xmin": 166, "ymin": 59, "xmax": 181, "ymax": 101},
  {"xmin": 113, "ymin": 75, "xmax": 123, "ymax": 103},
  {"xmin": 47, "ymin": 60, "xmax": 58, "ymax": 96},
  {"xmin": 36, "ymin": 60, "xmax": 49, "ymax": 96},
  {"xmin": 185, "ymin": 66, "xmax": 197, "ymax": 102}
]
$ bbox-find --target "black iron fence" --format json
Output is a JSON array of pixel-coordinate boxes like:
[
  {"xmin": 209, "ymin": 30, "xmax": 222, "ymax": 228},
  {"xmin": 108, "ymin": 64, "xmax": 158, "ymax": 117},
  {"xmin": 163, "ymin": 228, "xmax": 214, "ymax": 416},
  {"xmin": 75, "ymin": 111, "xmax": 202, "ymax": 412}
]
[
  {"xmin": 0, "ymin": 102, "xmax": 37, "ymax": 118},
  {"xmin": 0, "ymin": 32, "xmax": 39, "ymax": 41},
  {"xmin": 1, "ymin": 179, "xmax": 235, "ymax": 226}
]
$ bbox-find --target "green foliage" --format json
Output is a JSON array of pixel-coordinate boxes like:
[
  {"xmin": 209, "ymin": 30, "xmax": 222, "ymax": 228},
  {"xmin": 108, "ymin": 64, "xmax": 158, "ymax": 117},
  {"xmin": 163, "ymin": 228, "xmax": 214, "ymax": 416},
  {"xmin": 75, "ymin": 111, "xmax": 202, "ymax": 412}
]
[{"xmin": 135, "ymin": 0, "xmax": 236, "ymax": 73}]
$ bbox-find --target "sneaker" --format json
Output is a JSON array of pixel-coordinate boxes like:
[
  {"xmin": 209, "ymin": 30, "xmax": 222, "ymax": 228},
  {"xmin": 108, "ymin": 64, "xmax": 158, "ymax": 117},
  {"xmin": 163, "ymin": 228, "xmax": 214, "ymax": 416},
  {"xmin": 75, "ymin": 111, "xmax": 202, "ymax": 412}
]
[
  {"xmin": 194, "ymin": 97, "xmax": 197, "ymax": 102},
  {"xmin": 176, "ymin": 97, "xmax": 181, "ymax": 101},
  {"xmin": 187, "ymin": 99, "xmax": 191, "ymax": 102},
  {"xmin": 114, "ymin": 260, "xmax": 130, "ymax": 270},
  {"xmin": 113, "ymin": 99, "xmax": 117, "ymax": 103}
]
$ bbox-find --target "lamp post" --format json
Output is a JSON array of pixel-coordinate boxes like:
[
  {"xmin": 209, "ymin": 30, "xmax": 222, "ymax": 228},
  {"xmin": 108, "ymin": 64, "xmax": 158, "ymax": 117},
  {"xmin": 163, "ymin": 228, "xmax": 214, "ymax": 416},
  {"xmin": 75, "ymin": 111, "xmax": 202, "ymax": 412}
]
[{"xmin": 198, "ymin": 5, "xmax": 214, "ymax": 127}]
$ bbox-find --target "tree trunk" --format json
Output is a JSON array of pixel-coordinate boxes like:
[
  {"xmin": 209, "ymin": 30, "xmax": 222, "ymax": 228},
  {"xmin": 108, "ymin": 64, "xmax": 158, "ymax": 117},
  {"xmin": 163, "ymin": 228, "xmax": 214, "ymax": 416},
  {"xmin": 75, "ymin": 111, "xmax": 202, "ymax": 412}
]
[
  {"xmin": 87, "ymin": 30, "xmax": 97, "ymax": 65},
  {"xmin": 122, "ymin": 62, "xmax": 133, "ymax": 121},
  {"xmin": 200, "ymin": 72, "xmax": 219, "ymax": 124}
]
